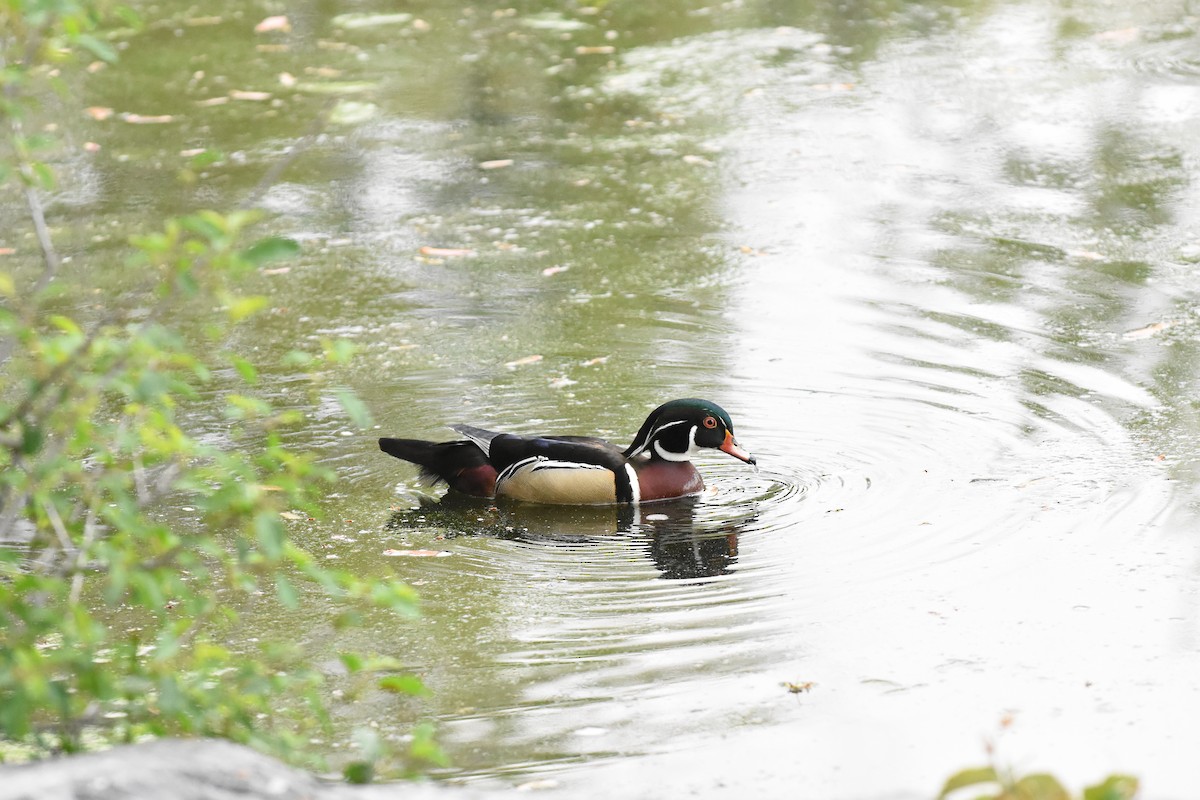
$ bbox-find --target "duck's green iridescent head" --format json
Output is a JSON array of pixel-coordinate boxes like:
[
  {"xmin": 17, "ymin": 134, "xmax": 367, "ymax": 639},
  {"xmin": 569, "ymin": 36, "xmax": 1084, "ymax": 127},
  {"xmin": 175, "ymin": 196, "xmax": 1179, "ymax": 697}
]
[{"xmin": 624, "ymin": 398, "xmax": 755, "ymax": 464}]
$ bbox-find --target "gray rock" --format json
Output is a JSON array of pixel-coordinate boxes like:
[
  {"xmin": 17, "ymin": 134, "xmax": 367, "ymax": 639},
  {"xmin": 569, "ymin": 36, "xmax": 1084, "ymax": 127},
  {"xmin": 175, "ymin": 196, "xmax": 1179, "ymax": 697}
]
[{"xmin": 0, "ymin": 738, "xmax": 486, "ymax": 800}]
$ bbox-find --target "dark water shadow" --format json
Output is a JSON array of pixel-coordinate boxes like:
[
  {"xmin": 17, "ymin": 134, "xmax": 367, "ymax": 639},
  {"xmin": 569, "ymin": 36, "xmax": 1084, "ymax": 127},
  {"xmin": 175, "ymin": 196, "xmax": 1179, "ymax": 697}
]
[{"xmin": 385, "ymin": 493, "xmax": 757, "ymax": 580}]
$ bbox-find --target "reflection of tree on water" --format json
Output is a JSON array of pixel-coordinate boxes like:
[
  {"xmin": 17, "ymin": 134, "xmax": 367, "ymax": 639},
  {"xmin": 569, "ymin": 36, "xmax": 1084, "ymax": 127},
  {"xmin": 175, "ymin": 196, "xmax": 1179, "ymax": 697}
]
[{"xmin": 385, "ymin": 494, "xmax": 756, "ymax": 580}]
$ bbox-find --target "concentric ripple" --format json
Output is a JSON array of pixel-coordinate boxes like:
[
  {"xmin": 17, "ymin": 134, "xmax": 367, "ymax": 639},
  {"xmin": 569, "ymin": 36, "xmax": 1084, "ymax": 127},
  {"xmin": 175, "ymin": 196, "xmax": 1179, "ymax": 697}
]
[{"xmin": 286, "ymin": 10, "xmax": 1192, "ymax": 796}]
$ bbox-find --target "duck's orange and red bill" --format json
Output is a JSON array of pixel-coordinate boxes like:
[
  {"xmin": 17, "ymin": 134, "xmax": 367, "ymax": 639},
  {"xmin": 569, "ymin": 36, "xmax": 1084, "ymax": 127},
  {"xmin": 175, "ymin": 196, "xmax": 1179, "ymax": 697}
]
[{"xmin": 720, "ymin": 431, "xmax": 756, "ymax": 464}]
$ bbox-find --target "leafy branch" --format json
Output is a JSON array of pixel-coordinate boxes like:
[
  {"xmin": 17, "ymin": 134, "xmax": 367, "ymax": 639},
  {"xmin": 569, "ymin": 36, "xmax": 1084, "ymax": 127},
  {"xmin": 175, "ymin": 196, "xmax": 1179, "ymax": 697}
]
[
  {"xmin": 939, "ymin": 763, "xmax": 1139, "ymax": 800},
  {"xmin": 0, "ymin": 1, "xmax": 430, "ymax": 774}
]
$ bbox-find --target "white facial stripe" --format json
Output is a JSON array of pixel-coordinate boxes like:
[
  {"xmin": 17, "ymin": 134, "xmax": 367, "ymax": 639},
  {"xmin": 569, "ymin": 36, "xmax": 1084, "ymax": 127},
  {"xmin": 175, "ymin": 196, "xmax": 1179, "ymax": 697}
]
[
  {"xmin": 652, "ymin": 419, "xmax": 689, "ymax": 436},
  {"xmin": 636, "ymin": 419, "xmax": 689, "ymax": 456}
]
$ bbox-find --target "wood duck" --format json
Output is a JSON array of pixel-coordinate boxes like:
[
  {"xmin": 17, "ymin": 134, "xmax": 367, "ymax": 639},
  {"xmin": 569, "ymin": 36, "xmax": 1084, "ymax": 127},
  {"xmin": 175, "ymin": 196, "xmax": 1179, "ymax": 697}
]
[{"xmin": 379, "ymin": 398, "xmax": 755, "ymax": 505}]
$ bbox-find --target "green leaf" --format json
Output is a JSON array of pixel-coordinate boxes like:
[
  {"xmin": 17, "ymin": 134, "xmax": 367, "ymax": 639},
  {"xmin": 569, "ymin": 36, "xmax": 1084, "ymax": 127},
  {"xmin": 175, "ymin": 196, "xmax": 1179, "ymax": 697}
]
[
  {"xmin": 131, "ymin": 572, "xmax": 166, "ymax": 610},
  {"xmin": 116, "ymin": 6, "xmax": 145, "ymax": 28},
  {"xmin": 48, "ymin": 315, "xmax": 82, "ymax": 335},
  {"xmin": 1012, "ymin": 774, "xmax": 1070, "ymax": 800},
  {"xmin": 938, "ymin": 766, "xmax": 999, "ymax": 799},
  {"xmin": 157, "ymin": 675, "xmax": 185, "ymax": 715},
  {"xmin": 359, "ymin": 655, "xmax": 404, "ymax": 671},
  {"xmin": 241, "ymin": 237, "xmax": 299, "ymax": 266},
  {"xmin": 225, "ymin": 294, "xmax": 268, "ymax": 322},
  {"xmin": 254, "ymin": 512, "xmax": 285, "ymax": 560},
  {"xmin": 20, "ymin": 425, "xmax": 44, "ymax": 456},
  {"xmin": 282, "ymin": 349, "xmax": 315, "ymax": 368},
  {"xmin": 180, "ymin": 214, "xmax": 224, "ymax": 242},
  {"xmin": 342, "ymin": 761, "xmax": 374, "ymax": 784},
  {"xmin": 408, "ymin": 722, "xmax": 448, "ymax": 767},
  {"xmin": 275, "ymin": 574, "xmax": 299, "ymax": 609},
  {"xmin": 324, "ymin": 339, "xmax": 356, "ymax": 363},
  {"xmin": 378, "ymin": 674, "xmax": 428, "ymax": 697},
  {"xmin": 0, "ymin": 272, "xmax": 13, "ymax": 297},
  {"xmin": 30, "ymin": 161, "xmax": 54, "ymax": 189},
  {"xmin": 187, "ymin": 149, "xmax": 224, "ymax": 169},
  {"xmin": 1083, "ymin": 775, "xmax": 1140, "ymax": 800},
  {"xmin": 229, "ymin": 355, "xmax": 258, "ymax": 385},
  {"xmin": 339, "ymin": 653, "xmax": 364, "ymax": 673},
  {"xmin": 75, "ymin": 34, "xmax": 118, "ymax": 63},
  {"xmin": 335, "ymin": 389, "xmax": 374, "ymax": 429}
]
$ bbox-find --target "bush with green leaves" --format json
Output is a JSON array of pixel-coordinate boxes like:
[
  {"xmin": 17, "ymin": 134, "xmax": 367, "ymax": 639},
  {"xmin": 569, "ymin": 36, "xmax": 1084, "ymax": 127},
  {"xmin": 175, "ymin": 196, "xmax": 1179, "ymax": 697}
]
[
  {"xmin": 0, "ymin": 0, "xmax": 434, "ymax": 776},
  {"xmin": 939, "ymin": 764, "xmax": 1139, "ymax": 800}
]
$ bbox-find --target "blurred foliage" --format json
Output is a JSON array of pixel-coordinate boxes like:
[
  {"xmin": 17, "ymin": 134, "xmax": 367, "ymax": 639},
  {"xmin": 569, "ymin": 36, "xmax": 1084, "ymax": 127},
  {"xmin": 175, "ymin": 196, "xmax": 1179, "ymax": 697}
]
[
  {"xmin": 0, "ymin": 0, "xmax": 435, "ymax": 777},
  {"xmin": 939, "ymin": 764, "xmax": 1139, "ymax": 800}
]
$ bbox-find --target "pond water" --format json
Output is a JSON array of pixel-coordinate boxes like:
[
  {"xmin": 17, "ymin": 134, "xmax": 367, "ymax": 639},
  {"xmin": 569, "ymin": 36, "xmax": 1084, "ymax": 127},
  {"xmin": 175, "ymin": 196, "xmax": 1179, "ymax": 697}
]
[{"xmin": 10, "ymin": 0, "xmax": 1200, "ymax": 797}]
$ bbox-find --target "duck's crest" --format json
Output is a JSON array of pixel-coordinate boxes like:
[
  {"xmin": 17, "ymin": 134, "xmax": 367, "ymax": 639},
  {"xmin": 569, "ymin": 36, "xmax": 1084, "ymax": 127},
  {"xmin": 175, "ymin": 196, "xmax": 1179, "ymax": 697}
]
[{"xmin": 451, "ymin": 424, "xmax": 501, "ymax": 457}]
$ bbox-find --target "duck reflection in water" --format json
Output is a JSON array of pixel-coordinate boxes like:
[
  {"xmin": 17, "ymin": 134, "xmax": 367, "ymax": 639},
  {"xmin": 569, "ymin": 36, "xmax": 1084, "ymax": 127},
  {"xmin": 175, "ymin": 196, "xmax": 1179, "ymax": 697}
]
[{"xmin": 385, "ymin": 493, "xmax": 755, "ymax": 580}]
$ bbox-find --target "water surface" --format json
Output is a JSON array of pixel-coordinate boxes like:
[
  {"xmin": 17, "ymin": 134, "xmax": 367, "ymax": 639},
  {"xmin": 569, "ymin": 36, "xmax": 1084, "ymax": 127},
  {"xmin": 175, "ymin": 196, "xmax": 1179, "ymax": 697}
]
[{"xmin": 8, "ymin": 0, "xmax": 1200, "ymax": 797}]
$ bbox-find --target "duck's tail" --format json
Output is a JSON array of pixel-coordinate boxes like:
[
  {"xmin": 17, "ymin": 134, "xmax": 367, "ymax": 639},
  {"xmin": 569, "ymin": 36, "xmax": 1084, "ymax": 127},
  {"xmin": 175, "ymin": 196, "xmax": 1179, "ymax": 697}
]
[{"xmin": 378, "ymin": 438, "xmax": 498, "ymax": 497}]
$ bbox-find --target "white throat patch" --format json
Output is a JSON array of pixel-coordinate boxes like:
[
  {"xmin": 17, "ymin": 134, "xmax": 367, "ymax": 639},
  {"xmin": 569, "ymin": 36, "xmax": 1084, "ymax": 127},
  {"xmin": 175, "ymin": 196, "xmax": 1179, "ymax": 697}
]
[{"xmin": 652, "ymin": 425, "xmax": 699, "ymax": 462}]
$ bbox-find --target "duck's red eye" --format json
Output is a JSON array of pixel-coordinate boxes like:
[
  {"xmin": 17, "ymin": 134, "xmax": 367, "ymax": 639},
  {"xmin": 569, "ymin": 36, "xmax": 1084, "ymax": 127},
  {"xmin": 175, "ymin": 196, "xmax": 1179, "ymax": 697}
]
[{"xmin": 702, "ymin": 416, "xmax": 718, "ymax": 429}]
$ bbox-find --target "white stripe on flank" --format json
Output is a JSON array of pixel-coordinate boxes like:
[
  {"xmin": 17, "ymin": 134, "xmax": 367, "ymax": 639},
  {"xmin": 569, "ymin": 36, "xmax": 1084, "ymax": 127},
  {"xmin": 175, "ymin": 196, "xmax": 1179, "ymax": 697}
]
[
  {"xmin": 624, "ymin": 463, "xmax": 641, "ymax": 505},
  {"xmin": 496, "ymin": 456, "xmax": 541, "ymax": 484}
]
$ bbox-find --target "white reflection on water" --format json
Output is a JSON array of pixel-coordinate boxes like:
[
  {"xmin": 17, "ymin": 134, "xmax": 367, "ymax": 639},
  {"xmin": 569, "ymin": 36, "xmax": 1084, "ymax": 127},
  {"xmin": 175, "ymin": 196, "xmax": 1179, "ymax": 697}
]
[{"xmin": 454, "ymin": 8, "xmax": 1200, "ymax": 800}]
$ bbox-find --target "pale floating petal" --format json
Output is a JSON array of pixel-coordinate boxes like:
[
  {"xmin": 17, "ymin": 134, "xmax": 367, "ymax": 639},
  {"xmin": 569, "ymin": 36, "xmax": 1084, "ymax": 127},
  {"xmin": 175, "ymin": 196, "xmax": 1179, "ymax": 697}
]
[
  {"xmin": 1122, "ymin": 321, "xmax": 1173, "ymax": 341},
  {"xmin": 329, "ymin": 100, "xmax": 379, "ymax": 126},
  {"xmin": 332, "ymin": 12, "xmax": 413, "ymax": 29},
  {"xmin": 479, "ymin": 159, "xmax": 514, "ymax": 170},
  {"xmin": 516, "ymin": 780, "xmax": 560, "ymax": 791},
  {"xmin": 382, "ymin": 549, "xmax": 452, "ymax": 557},
  {"xmin": 419, "ymin": 246, "xmax": 475, "ymax": 257},
  {"xmin": 229, "ymin": 89, "xmax": 272, "ymax": 101},
  {"xmin": 572, "ymin": 727, "xmax": 608, "ymax": 736},
  {"xmin": 1094, "ymin": 27, "xmax": 1140, "ymax": 44},
  {"xmin": 505, "ymin": 355, "xmax": 544, "ymax": 369},
  {"xmin": 122, "ymin": 113, "xmax": 175, "ymax": 124},
  {"xmin": 255, "ymin": 15, "xmax": 291, "ymax": 33},
  {"xmin": 521, "ymin": 12, "xmax": 590, "ymax": 31},
  {"xmin": 292, "ymin": 81, "xmax": 377, "ymax": 95}
]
